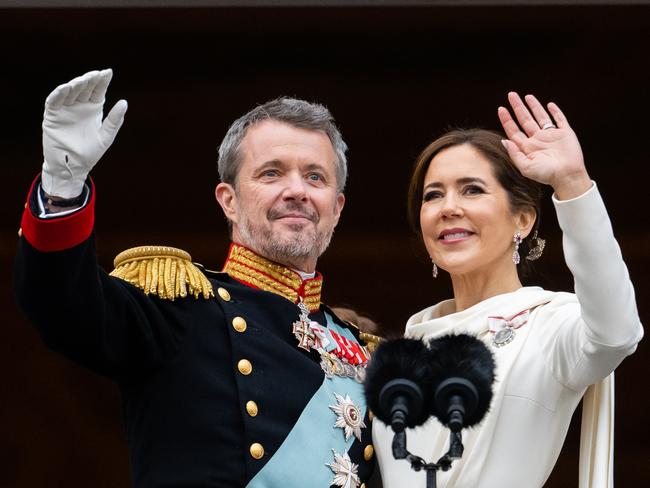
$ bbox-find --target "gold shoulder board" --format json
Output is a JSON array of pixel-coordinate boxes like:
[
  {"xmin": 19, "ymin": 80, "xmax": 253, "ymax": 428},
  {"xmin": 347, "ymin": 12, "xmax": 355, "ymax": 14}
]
[
  {"xmin": 109, "ymin": 245, "xmax": 214, "ymax": 301},
  {"xmin": 359, "ymin": 332, "xmax": 383, "ymax": 354}
]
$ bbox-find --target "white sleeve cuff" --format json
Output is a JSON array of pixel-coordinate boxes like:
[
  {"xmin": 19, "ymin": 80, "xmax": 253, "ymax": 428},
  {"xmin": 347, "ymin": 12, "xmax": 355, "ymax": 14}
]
[{"xmin": 37, "ymin": 183, "xmax": 90, "ymax": 219}]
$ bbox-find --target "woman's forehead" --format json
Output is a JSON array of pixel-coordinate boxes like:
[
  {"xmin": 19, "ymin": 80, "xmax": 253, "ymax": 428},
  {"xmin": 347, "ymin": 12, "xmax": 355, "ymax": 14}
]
[{"xmin": 425, "ymin": 144, "xmax": 497, "ymax": 182}]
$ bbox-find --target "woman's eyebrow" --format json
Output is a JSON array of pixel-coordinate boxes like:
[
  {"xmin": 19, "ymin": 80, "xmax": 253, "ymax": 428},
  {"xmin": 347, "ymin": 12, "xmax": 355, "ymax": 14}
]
[
  {"xmin": 457, "ymin": 177, "xmax": 487, "ymax": 186},
  {"xmin": 423, "ymin": 177, "xmax": 487, "ymax": 190}
]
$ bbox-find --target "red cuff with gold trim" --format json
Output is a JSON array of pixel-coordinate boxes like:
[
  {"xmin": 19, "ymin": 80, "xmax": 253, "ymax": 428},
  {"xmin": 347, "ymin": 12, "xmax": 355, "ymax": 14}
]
[{"xmin": 20, "ymin": 174, "xmax": 95, "ymax": 252}]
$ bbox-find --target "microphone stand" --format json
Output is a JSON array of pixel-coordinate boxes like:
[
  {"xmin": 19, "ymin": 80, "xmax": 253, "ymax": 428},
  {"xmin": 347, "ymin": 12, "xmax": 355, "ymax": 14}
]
[{"xmin": 392, "ymin": 430, "xmax": 464, "ymax": 488}]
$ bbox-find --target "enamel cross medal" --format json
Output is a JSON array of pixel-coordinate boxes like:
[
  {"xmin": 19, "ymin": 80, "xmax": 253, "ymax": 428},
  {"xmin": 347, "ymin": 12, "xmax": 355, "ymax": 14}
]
[
  {"xmin": 292, "ymin": 299, "xmax": 369, "ymax": 384},
  {"xmin": 292, "ymin": 299, "xmax": 317, "ymax": 351}
]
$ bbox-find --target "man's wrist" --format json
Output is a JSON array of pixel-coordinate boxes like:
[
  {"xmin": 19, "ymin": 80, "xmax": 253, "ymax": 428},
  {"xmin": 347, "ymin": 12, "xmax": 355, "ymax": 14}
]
[
  {"xmin": 43, "ymin": 192, "xmax": 85, "ymax": 207},
  {"xmin": 39, "ymin": 184, "xmax": 87, "ymax": 215}
]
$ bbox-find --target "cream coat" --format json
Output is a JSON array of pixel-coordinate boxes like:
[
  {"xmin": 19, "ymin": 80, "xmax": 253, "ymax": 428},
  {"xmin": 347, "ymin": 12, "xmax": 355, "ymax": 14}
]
[{"xmin": 373, "ymin": 184, "xmax": 643, "ymax": 488}]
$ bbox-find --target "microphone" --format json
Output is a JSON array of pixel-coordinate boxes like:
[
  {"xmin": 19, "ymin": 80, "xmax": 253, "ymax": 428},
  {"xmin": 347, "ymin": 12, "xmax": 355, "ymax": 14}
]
[
  {"xmin": 425, "ymin": 334, "xmax": 495, "ymax": 433},
  {"xmin": 363, "ymin": 333, "xmax": 495, "ymax": 480},
  {"xmin": 364, "ymin": 334, "xmax": 496, "ymax": 433},
  {"xmin": 364, "ymin": 338, "xmax": 435, "ymax": 433}
]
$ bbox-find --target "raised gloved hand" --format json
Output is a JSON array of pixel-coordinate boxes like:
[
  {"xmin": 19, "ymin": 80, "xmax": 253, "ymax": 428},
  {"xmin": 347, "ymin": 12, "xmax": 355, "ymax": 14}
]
[{"xmin": 41, "ymin": 69, "xmax": 128, "ymax": 199}]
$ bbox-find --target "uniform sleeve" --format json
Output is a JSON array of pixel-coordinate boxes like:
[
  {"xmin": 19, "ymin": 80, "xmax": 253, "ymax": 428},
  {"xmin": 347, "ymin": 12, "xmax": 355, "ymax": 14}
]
[
  {"xmin": 541, "ymin": 183, "xmax": 643, "ymax": 391},
  {"xmin": 13, "ymin": 176, "xmax": 190, "ymax": 383}
]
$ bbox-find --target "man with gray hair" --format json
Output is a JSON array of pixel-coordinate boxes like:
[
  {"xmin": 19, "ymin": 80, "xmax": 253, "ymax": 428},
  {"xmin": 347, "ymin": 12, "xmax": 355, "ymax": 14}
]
[{"xmin": 14, "ymin": 69, "xmax": 378, "ymax": 487}]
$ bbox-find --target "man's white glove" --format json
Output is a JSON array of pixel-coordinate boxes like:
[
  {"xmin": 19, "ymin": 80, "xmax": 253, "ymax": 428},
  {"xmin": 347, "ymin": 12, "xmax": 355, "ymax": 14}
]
[{"xmin": 41, "ymin": 69, "xmax": 128, "ymax": 199}]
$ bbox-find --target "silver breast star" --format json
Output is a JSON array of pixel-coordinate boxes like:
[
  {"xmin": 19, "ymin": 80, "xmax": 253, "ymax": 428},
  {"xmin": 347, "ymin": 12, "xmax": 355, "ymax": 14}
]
[
  {"xmin": 327, "ymin": 449, "xmax": 360, "ymax": 488},
  {"xmin": 329, "ymin": 393, "xmax": 366, "ymax": 441}
]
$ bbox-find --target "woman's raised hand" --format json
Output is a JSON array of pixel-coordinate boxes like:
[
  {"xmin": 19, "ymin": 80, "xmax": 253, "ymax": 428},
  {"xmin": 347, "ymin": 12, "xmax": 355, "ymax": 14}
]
[{"xmin": 498, "ymin": 92, "xmax": 592, "ymax": 200}]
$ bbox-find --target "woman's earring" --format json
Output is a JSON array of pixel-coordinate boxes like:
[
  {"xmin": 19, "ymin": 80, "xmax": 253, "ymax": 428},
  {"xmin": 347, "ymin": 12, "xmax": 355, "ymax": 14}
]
[
  {"xmin": 512, "ymin": 231, "xmax": 522, "ymax": 265},
  {"xmin": 526, "ymin": 230, "xmax": 546, "ymax": 261},
  {"xmin": 432, "ymin": 260, "xmax": 438, "ymax": 278}
]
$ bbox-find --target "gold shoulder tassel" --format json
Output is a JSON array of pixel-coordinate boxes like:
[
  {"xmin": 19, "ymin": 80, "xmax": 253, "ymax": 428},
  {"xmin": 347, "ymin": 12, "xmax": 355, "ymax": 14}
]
[
  {"xmin": 110, "ymin": 245, "xmax": 214, "ymax": 300},
  {"xmin": 359, "ymin": 332, "xmax": 383, "ymax": 354}
]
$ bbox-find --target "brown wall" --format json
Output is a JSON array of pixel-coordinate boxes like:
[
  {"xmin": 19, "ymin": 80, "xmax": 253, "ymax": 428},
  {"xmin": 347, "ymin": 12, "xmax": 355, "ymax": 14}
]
[{"xmin": 1, "ymin": 5, "xmax": 649, "ymax": 486}]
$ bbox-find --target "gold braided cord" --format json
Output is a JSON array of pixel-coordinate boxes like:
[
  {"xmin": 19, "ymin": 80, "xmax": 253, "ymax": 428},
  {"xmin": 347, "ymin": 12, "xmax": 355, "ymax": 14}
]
[
  {"xmin": 199, "ymin": 271, "xmax": 213, "ymax": 299},
  {"xmin": 150, "ymin": 258, "xmax": 159, "ymax": 294},
  {"xmin": 109, "ymin": 245, "xmax": 213, "ymax": 301},
  {"xmin": 145, "ymin": 259, "xmax": 153, "ymax": 294},
  {"xmin": 157, "ymin": 259, "xmax": 165, "ymax": 298},
  {"xmin": 223, "ymin": 244, "xmax": 323, "ymax": 312},
  {"xmin": 229, "ymin": 245, "xmax": 303, "ymax": 289},
  {"xmin": 178, "ymin": 261, "xmax": 188, "ymax": 298},
  {"xmin": 224, "ymin": 261, "xmax": 299, "ymax": 302},
  {"xmin": 138, "ymin": 259, "xmax": 147, "ymax": 286},
  {"xmin": 188, "ymin": 262, "xmax": 201, "ymax": 296},
  {"xmin": 303, "ymin": 295, "xmax": 320, "ymax": 308},
  {"xmin": 304, "ymin": 286, "xmax": 322, "ymax": 298},
  {"xmin": 305, "ymin": 279, "xmax": 323, "ymax": 295},
  {"xmin": 359, "ymin": 332, "xmax": 383, "ymax": 353},
  {"xmin": 170, "ymin": 259, "xmax": 177, "ymax": 297},
  {"xmin": 113, "ymin": 245, "xmax": 192, "ymax": 268}
]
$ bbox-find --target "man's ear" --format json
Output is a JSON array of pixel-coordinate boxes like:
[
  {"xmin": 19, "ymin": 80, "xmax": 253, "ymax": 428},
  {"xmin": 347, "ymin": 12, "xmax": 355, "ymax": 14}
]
[
  {"xmin": 215, "ymin": 183, "xmax": 238, "ymax": 224},
  {"xmin": 333, "ymin": 192, "xmax": 345, "ymax": 226}
]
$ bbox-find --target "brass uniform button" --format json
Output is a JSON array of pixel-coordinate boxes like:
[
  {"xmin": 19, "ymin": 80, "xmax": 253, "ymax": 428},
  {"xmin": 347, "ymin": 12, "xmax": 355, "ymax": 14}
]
[
  {"xmin": 237, "ymin": 359, "xmax": 252, "ymax": 375},
  {"xmin": 368, "ymin": 410, "xmax": 374, "ymax": 422},
  {"xmin": 364, "ymin": 444, "xmax": 374, "ymax": 461},
  {"xmin": 249, "ymin": 442, "xmax": 264, "ymax": 459},
  {"xmin": 232, "ymin": 316, "xmax": 247, "ymax": 333},
  {"xmin": 246, "ymin": 400, "xmax": 258, "ymax": 417},
  {"xmin": 217, "ymin": 287, "xmax": 231, "ymax": 301},
  {"xmin": 361, "ymin": 484, "xmax": 366, "ymax": 488},
  {"xmin": 18, "ymin": 227, "xmax": 23, "ymax": 237}
]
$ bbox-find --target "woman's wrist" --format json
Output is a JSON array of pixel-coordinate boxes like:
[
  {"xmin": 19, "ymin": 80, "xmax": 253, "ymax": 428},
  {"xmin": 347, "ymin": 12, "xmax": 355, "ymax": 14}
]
[{"xmin": 552, "ymin": 172, "xmax": 593, "ymax": 201}]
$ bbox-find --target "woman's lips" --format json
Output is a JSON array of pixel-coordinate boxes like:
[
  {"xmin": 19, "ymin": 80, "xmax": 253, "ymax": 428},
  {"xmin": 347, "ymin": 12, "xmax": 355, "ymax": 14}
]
[{"xmin": 438, "ymin": 229, "xmax": 474, "ymax": 243}]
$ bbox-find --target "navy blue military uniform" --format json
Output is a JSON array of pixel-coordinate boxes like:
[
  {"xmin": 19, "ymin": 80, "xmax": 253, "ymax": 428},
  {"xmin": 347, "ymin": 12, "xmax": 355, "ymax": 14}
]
[{"xmin": 14, "ymin": 177, "xmax": 377, "ymax": 488}]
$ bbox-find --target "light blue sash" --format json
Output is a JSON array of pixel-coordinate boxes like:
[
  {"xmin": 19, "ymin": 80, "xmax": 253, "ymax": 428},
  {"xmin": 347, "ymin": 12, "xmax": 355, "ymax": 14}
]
[{"xmin": 246, "ymin": 312, "xmax": 366, "ymax": 487}]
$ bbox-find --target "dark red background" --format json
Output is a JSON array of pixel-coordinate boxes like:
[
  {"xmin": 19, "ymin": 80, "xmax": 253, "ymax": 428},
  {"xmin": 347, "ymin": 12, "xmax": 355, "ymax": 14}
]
[{"xmin": 1, "ymin": 4, "xmax": 648, "ymax": 486}]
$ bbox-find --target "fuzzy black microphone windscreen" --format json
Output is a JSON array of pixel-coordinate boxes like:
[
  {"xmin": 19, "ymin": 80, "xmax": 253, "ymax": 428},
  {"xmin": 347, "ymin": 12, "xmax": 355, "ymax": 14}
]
[
  {"xmin": 363, "ymin": 338, "xmax": 434, "ymax": 429},
  {"xmin": 426, "ymin": 334, "xmax": 496, "ymax": 428}
]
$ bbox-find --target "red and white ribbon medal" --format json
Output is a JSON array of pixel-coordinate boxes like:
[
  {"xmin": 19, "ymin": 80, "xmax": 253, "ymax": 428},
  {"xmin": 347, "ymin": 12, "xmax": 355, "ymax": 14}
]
[{"xmin": 488, "ymin": 309, "xmax": 530, "ymax": 347}]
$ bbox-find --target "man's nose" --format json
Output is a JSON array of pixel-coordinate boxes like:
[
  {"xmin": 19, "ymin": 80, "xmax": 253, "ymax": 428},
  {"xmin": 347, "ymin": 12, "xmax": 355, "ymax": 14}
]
[{"xmin": 282, "ymin": 173, "xmax": 308, "ymax": 201}]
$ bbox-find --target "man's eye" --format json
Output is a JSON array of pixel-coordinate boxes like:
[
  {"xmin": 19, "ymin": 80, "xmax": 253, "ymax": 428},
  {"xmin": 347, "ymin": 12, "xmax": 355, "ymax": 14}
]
[
  {"xmin": 262, "ymin": 170, "xmax": 279, "ymax": 177},
  {"xmin": 307, "ymin": 173, "xmax": 323, "ymax": 182},
  {"xmin": 423, "ymin": 191, "xmax": 442, "ymax": 202}
]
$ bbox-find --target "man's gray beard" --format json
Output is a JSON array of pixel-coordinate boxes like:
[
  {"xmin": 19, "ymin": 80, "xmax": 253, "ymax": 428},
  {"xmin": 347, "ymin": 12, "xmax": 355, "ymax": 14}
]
[{"xmin": 237, "ymin": 215, "xmax": 334, "ymax": 267}]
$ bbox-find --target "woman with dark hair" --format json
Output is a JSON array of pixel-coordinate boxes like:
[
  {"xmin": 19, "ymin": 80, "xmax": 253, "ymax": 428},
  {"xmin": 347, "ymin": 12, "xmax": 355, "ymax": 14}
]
[{"xmin": 373, "ymin": 93, "xmax": 643, "ymax": 487}]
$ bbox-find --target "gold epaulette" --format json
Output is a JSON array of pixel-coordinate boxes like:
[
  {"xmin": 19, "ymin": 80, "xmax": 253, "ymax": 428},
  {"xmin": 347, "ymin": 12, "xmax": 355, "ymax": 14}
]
[
  {"xmin": 109, "ymin": 245, "xmax": 214, "ymax": 300},
  {"xmin": 359, "ymin": 332, "xmax": 383, "ymax": 354}
]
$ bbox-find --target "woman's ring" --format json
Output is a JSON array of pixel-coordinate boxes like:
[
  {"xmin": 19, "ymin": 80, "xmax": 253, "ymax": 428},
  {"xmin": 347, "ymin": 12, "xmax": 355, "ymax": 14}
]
[{"xmin": 541, "ymin": 122, "xmax": 557, "ymax": 130}]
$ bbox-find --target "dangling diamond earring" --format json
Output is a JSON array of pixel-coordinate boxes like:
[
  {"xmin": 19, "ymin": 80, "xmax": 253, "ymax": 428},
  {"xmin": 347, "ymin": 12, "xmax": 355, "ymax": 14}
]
[
  {"xmin": 432, "ymin": 260, "xmax": 438, "ymax": 278},
  {"xmin": 512, "ymin": 231, "xmax": 522, "ymax": 265},
  {"xmin": 526, "ymin": 230, "xmax": 546, "ymax": 261}
]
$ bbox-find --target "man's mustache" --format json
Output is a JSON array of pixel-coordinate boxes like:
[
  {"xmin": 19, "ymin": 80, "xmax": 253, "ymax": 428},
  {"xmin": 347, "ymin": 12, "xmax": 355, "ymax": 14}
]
[{"xmin": 268, "ymin": 203, "xmax": 319, "ymax": 223}]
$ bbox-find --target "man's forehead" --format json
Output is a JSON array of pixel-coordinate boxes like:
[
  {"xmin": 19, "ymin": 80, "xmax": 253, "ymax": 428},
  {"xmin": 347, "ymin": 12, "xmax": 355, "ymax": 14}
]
[{"xmin": 240, "ymin": 119, "xmax": 336, "ymax": 167}]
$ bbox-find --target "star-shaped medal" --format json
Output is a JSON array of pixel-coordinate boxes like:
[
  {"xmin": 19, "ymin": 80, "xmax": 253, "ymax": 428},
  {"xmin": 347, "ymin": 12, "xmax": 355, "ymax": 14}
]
[
  {"xmin": 327, "ymin": 449, "xmax": 360, "ymax": 488},
  {"xmin": 329, "ymin": 393, "xmax": 366, "ymax": 441}
]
